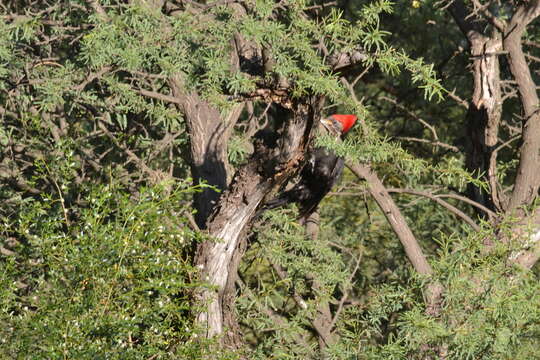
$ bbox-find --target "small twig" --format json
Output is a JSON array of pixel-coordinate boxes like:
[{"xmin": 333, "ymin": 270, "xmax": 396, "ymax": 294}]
[
  {"xmin": 134, "ymin": 88, "xmax": 183, "ymax": 105},
  {"xmin": 184, "ymin": 210, "xmax": 201, "ymax": 232},
  {"xmin": 236, "ymin": 278, "xmax": 314, "ymax": 351},
  {"xmin": 97, "ymin": 120, "xmax": 166, "ymax": 184},
  {"xmin": 270, "ymin": 262, "xmax": 308, "ymax": 310},
  {"xmin": 351, "ymin": 63, "xmax": 373, "ymax": 88},
  {"xmin": 445, "ymin": 88, "xmax": 469, "ymax": 109},
  {"xmin": 330, "ymin": 187, "xmax": 496, "ymax": 220},
  {"xmin": 329, "ymin": 251, "xmax": 362, "ymax": 330},
  {"xmin": 487, "ymin": 135, "xmax": 520, "ymax": 211},
  {"xmin": 381, "ymin": 96, "xmax": 439, "ymax": 141},
  {"xmin": 340, "ymin": 77, "xmax": 369, "ymax": 137},
  {"xmin": 305, "ymin": 1, "xmax": 338, "ymax": 11},
  {"xmin": 470, "ymin": 0, "xmax": 506, "ymax": 31},
  {"xmin": 45, "ymin": 165, "xmax": 70, "ymax": 227},
  {"xmin": 87, "ymin": 0, "xmax": 109, "ymax": 19},
  {"xmin": 74, "ymin": 66, "xmax": 112, "ymax": 92},
  {"xmin": 435, "ymin": 193, "xmax": 497, "ymax": 218}
]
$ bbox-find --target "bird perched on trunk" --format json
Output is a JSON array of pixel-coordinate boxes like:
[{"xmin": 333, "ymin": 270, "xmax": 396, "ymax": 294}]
[{"xmin": 263, "ymin": 114, "xmax": 357, "ymax": 221}]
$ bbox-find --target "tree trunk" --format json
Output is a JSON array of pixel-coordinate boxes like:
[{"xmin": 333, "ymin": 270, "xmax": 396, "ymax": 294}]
[{"xmin": 194, "ymin": 104, "xmax": 316, "ymax": 346}]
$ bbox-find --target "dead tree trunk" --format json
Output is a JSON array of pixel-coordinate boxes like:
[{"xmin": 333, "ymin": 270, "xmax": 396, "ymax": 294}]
[
  {"xmin": 449, "ymin": 1, "xmax": 503, "ymax": 215},
  {"xmin": 194, "ymin": 103, "xmax": 316, "ymax": 346},
  {"xmin": 447, "ymin": 0, "xmax": 540, "ymax": 268}
]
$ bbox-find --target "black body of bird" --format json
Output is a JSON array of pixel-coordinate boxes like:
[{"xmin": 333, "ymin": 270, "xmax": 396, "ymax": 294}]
[{"xmin": 261, "ymin": 114, "xmax": 357, "ymax": 220}]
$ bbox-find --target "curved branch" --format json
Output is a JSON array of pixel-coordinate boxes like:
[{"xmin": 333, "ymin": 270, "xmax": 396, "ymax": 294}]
[
  {"xmin": 505, "ymin": 5, "xmax": 540, "ymax": 211},
  {"xmin": 331, "ymin": 188, "xmax": 497, "ymax": 219},
  {"xmin": 387, "ymin": 188, "xmax": 480, "ymax": 231},
  {"xmin": 435, "ymin": 193, "xmax": 497, "ymax": 218},
  {"xmin": 347, "ymin": 162, "xmax": 444, "ymax": 320},
  {"xmin": 347, "ymin": 162, "xmax": 433, "ymax": 275}
]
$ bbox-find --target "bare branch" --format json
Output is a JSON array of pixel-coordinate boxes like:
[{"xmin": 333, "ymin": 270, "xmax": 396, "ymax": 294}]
[
  {"xmin": 446, "ymin": 88, "xmax": 469, "ymax": 109},
  {"xmin": 347, "ymin": 162, "xmax": 433, "ymax": 275},
  {"xmin": 270, "ymin": 261, "xmax": 335, "ymax": 348},
  {"xmin": 329, "ymin": 251, "xmax": 362, "ymax": 331},
  {"xmin": 134, "ymin": 88, "xmax": 183, "ymax": 105},
  {"xmin": 236, "ymin": 279, "xmax": 314, "ymax": 352},
  {"xmin": 395, "ymin": 136, "xmax": 460, "ymax": 152},
  {"xmin": 387, "ymin": 188, "xmax": 480, "ymax": 231},
  {"xmin": 381, "ymin": 96, "xmax": 460, "ymax": 152},
  {"xmin": 74, "ymin": 66, "xmax": 112, "ymax": 92},
  {"xmin": 470, "ymin": 0, "xmax": 506, "ymax": 31},
  {"xmin": 87, "ymin": 0, "xmax": 108, "ymax": 19},
  {"xmin": 505, "ymin": 7, "xmax": 540, "ymax": 211}
]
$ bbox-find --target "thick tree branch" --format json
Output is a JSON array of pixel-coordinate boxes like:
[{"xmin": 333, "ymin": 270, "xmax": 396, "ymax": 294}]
[
  {"xmin": 169, "ymin": 74, "xmax": 241, "ymax": 227},
  {"xmin": 505, "ymin": 8, "xmax": 540, "ymax": 212},
  {"xmin": 347, "ymin": 162, "xmax": 433, "ymax": 275},
  {"xmin": 447, "ymin": 0, "xmax": 503, "ymax": 213},
  {"xmin": 347, "ymin": 162, "xmax": 444, "ymax": 323}
]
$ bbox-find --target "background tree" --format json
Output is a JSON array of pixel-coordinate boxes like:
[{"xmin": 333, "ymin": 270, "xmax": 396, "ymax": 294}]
[{"xmin": 1, "ymin": 1, "xmax": 540, "ymax": 359}]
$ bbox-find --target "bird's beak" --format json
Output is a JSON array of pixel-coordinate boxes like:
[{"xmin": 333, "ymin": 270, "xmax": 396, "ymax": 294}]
[{"xmin": 320, "ymin": 117, "xmax": 339, "ymax": 135}]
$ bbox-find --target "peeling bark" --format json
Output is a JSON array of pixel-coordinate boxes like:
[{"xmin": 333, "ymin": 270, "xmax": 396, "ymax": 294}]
[
  {"xmin": 194, "ymin": 105, "xmax": 315, "ymax": 344},
  {"xmin": 447, "ymin": 0, "xmax": 540, "ymax": 270},
  {"xmin": 449, "ymin": 1, "xmax": 504, "ymax": 214}
]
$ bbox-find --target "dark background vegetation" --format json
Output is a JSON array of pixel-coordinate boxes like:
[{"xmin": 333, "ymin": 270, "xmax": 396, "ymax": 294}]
[{"xmin": 1, "ymin": 0, "xmax": 540, "ymax": 359}]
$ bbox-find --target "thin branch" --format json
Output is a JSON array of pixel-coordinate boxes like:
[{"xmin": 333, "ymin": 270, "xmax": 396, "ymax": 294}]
[
  {"xmin": 381, "ymin": 96, "xmax": 459, "ymax": 152},
  {"xmin": 445, "ymin": 88, "xmax": 469, "ymax": 109},
  {"xmin": 387, "ymin": 188, "xmax": 480, "ymax": 231},
  {"xmin": 87, "ymin": 0, "xmax": 108, "ymax": 19},
  {"xmin": 488, "ymin": 135, "xmax": 520, "ymax": 211},
  {"xmin": 184, "ymin": 210, "xmax": 201, "ymax": 232},
  {"xmin": 395, "ymin": 136, "xmax": 460, "ymax": 153},
  {"xmin": 435, "ymin": 193, "xmax": 497, "ymax": 218},
  {"xmin": 331, "ymin": 188, "xmax": 497, "ymax": 219},
  {"xmin": 381, "ymin": 96, "xmax": 438, "ymax": 140},
  {"xmin": 134, "ymin": 88, "xmax": 183, "ymax": 105},
  {"xmin": 470, "ymin": 0, "xmax": 506, "ymax": 32},
  {"xmin": 97, "ymin": 120, "xmax": 166, "ymax": 184},
  {"xmin": 235, "ymin": 279, "xmax": 314, "ymax": 352},
  {"xmin": 270, "ymin": 262, "xmax": 308, "ymax": 310},
  {"xmin": 340, "ymin": 77, "xmax": 369, "ymax": 137},
  {"xmin": 270, "ymin": 260, "xmax": 335, "ymax": 348},
  {"xmin": 329, "ymin": 252, "xmax": 362, "ymax": 330},
  {"xmin": 74, "ymin": 66, "xmax": 112, "ymax": 92}
]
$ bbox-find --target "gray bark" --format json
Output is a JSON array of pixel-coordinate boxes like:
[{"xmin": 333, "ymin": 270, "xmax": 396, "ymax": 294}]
[{"xmin": 194, "ymin": 104, "xmax": 316, "ymax": 344}]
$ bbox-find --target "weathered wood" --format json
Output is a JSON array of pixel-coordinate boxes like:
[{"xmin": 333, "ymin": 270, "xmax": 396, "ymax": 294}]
[{"xmin": 194, "ymin": 105, "xmax": 315, "ymax": 343}]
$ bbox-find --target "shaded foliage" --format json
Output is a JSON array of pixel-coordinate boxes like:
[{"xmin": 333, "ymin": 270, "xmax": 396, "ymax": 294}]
[{"xmin": 1, "ymin": 0, "xmax": 540, "ymax": 359}]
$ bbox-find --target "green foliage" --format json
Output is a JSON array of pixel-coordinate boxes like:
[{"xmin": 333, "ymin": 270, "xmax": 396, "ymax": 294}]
[
  {"xmin": 316, "ymin": 133, "xmax": 487, "ymax": 192},
  {"xmin": 0, "ymin": 180, "xmax": 226, "ymax": 358},
  {"xmin": 360, "ymin": 233, "xmax": 540, "ymax": 359},
  {"xmin": 2, "ymin": 0, "xmax": 540, "ymax": 359},
  {"xmin": 239, "ymin": 210, "xmax": 350, "ymax": 359}
]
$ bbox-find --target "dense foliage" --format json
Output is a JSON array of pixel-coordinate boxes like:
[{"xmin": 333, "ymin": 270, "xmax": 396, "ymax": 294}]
[{"xmin": 1, "ymin": 0, "xmax": 540, "ymax": 359}]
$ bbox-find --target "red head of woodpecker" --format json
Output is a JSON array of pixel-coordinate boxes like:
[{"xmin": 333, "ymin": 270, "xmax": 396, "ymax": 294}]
[
  {"xmin": 260, "ymin": 114, "xmax": 357, "ymax": 220},
  {"xmin": 320, "ymin": 114, "xmax": 357, "ymax": 138}
]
